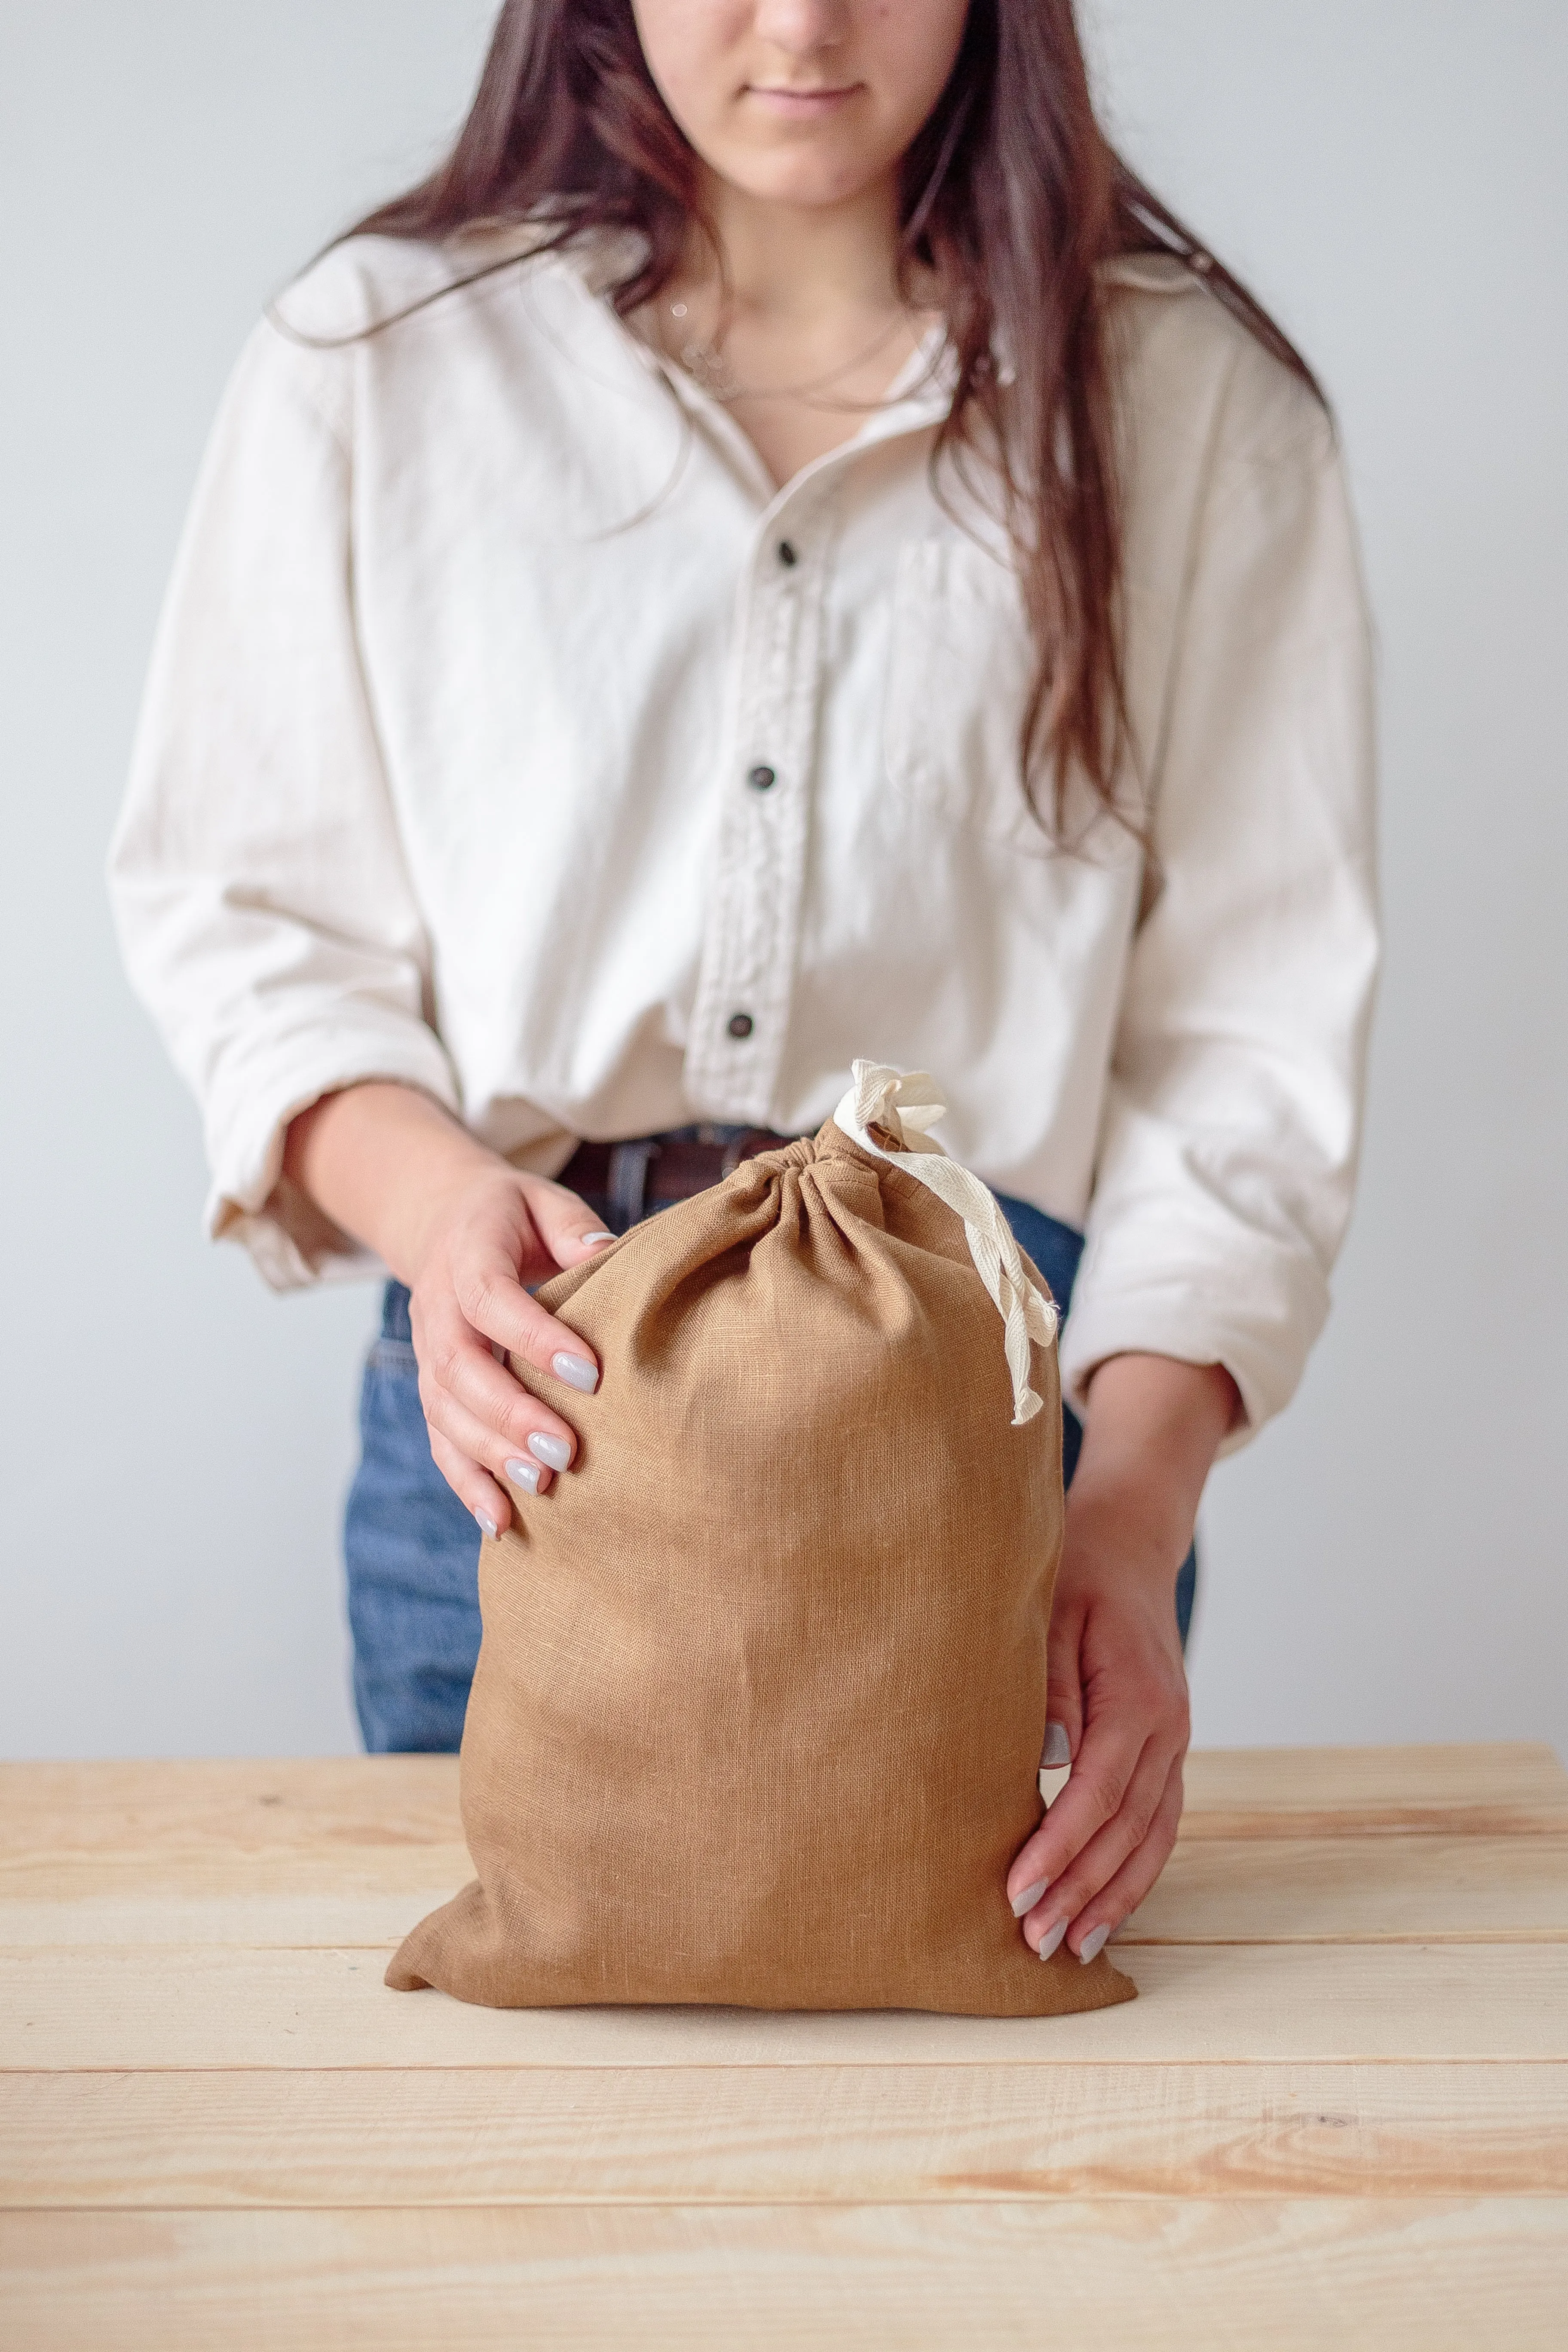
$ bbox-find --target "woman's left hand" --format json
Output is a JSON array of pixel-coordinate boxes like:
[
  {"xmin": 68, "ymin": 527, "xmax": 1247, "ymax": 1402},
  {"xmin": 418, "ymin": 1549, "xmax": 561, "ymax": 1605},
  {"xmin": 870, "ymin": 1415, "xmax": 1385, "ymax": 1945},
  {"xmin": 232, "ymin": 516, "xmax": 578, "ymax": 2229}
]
[{"xmin": 1004, "ymin": 1352, "xmax": 1241, "ymax": 1964}]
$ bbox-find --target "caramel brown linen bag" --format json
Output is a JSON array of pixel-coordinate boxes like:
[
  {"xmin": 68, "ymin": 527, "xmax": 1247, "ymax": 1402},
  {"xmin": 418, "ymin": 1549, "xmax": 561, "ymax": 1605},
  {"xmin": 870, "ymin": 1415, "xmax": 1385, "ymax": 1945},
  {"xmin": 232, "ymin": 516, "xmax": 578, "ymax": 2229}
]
[{"xmin": 388, "ymin": 1063, "xmax": 1135, "ymax": 2019}]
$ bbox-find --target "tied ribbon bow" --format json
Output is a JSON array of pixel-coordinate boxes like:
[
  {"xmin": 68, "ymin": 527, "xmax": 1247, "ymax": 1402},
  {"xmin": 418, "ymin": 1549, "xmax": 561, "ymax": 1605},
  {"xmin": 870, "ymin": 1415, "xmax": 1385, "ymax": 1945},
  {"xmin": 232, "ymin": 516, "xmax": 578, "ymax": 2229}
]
[{"xmin": 832, "ymin": 1060, "xmax": 1059, "ymax": 1427}]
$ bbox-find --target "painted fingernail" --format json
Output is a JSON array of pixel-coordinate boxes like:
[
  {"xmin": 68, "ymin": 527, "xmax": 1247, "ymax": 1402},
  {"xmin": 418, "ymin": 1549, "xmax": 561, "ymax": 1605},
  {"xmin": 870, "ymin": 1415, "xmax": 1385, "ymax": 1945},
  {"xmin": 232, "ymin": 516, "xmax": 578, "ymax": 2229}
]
[
  {"xmin": 1036, "ymin": 1918, "xmax": 1068, "ymax": 1960},
  {"xmin": 473, "ymin": 1509, "xmax": 498, "ymax": 1539},
  {"xmin": 581, "ymin": 1231, "xmax": 616, "ymax": 1250},
  {"xmin": 551, "ymin": 1351, "xmax": 600, "ymax": 1393},
  {"xmin": 528, "ymin": 1431, "xmax": 572, "ymax": 1473},
  {"xmin": 1010, "ymin": 1878, "xmax": 1047, "ymax": 1919},
  {"xmin": 1078, "ymin": 1924, "xmax": 1111, "ymax": 1965},
  {"xmin": 1041, "ymin": 1721, "xmax": 1072, "ymax": 1768},
  {"xmin": 505, "ymin": 1458, "xmax": 542, "ymax": 1494}
]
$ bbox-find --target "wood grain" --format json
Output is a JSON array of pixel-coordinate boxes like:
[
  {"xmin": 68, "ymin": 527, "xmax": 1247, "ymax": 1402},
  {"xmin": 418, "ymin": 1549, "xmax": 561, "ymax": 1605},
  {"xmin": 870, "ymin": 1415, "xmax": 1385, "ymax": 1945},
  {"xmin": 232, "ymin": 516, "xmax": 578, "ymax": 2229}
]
[
  {"xmin": 4, "ymin": 2062, "xmax": 1566, "ymax": 2208},
  {"xmin": 1183, "ymin": 1744, "xmax": 1568, "ymax": 1810},
  {"xmin": 4, "ymin": 2199, "xmax": 1566, "ymax": 2352},
  {"xmin": 6, "ymin": 1942, "xmax": 1568, "ymax": 2070},
  {"xmin": 1177, "ymin": 1744, "xmax": 1568, "ymax": 1840},
  {"xmin": 0, "ymin": 1757, "xmax": 464, "ymax": 1890},
  {"xmin": 6, "ymin": 1833, "xmax": 1562, "ymax": 1949},
  {"xmin": 1121, "ymin": 1834, "xmax": 1568, "ymax": 1942},
  {"xmin": 0, "ymin": 1890, "xmax": 466, "ymax": 1947},
  {"xmin": 6, "ymin": 1746, "xmax": 1565, "ymax": 2352},
  {"xmin": 3, "ymin": 1747, "xmax": 1561, "ymax": 1889}
]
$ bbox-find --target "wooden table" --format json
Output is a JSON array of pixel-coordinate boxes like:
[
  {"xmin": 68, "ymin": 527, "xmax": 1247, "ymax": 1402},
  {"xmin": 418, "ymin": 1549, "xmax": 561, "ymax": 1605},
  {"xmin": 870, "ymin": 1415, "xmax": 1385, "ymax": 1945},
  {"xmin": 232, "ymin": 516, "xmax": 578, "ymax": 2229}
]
[{"xmin": 2, "ymin": 1743, "xmax": 1565, "ymax": 2348}]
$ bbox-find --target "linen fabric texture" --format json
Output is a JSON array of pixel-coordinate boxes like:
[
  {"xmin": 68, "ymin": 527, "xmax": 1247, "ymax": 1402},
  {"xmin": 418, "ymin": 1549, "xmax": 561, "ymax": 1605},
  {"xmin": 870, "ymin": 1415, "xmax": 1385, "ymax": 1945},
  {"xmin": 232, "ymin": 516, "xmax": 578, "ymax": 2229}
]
[{"xmin": 386, "ymin": 1115, "xmax": 1135, "ymax": 2018}]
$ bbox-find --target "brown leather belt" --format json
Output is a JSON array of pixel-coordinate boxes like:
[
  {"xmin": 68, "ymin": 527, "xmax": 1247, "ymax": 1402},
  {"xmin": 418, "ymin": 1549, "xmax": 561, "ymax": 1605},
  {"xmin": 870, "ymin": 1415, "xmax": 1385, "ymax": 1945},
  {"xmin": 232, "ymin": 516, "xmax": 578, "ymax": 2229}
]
[{"xmin": 559, "ymin": 1127, "xmax": 800, "ymax": 1229}]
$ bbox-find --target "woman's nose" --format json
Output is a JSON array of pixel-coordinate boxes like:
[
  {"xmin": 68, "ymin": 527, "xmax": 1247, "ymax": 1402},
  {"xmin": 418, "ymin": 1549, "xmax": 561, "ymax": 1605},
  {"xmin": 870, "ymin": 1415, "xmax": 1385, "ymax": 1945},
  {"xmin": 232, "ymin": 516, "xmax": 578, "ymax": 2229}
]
[{"xmin": 751, "ymin": 0, "xmax": 848, "ymax": 64}]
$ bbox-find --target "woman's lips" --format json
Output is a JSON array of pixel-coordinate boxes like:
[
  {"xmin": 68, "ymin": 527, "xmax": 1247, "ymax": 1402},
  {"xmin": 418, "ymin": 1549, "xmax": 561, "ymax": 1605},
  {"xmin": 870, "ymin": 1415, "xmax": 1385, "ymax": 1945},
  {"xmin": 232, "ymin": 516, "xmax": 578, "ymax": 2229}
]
[{"xmin": 744, "ymin": 84, "xmax": 863, "ymax": 119}]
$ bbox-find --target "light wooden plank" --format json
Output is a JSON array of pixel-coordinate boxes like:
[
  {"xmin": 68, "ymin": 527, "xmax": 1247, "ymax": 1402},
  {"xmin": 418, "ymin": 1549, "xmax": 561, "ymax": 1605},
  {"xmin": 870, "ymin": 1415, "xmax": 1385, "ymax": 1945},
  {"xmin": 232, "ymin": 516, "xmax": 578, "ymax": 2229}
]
[
  {"xmin": 7, "ymin": 1834, "xmax": 1563, "ymax": 1949},
  {"xmin": 1122, "ymin": 1835, "xmax": 1568, "ymax": 1943},
  {"xmin": 1178, "ymin": 1743, "xmax": 1568, "ymax": 1840},
  {"xmin": 0, "ymin": 1757, "xmax": 462, "ymax": 1879},
  {"xmin": 3, "ymin": 1746, "xmax": 1560, "ymax": 1874},
  {"xmin": 6, "ymin": 1942, "xmax": 1568, "ymax": 2070},
  {"xmin": 0, "ymin": 1890, "xmax": 467, "ymax": 1947},
  {"xmin": 3, "ymin": 2200, "xmax": 1566, "ymax": 2352},
  {"xmin": 3, "ymin": 1751, "xmax": 1560, "ymax": 1909},
  {"xmin": 3, "ymin": 2062, "xmax": 1565, "ymax": 2208},
  {"xmin": 0, "ymin": 1854, "xmax": 476, "ymax": 1908},
  {"xmin": 1183, "ymin": 1743, "xmax": 1568, "ymax": 1814}
]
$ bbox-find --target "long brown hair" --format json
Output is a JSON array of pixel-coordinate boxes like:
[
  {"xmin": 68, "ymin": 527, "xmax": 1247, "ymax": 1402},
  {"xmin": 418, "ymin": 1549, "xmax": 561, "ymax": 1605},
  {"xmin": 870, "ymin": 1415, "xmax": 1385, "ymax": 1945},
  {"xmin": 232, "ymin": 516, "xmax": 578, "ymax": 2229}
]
[{"xmin": 346, "ymin": 0, "xmax": 1320, "ymax": 830}]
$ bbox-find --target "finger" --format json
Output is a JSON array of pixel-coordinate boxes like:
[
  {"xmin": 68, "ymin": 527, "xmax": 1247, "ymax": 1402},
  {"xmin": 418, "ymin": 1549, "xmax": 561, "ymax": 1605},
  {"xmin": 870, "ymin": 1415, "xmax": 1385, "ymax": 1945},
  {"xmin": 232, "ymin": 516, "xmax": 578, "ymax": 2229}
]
[
  {"xmin": 426, "ymin": 1390, "xmax": 558, "ymax": 1502},
  {"xmin": 428, "ymin": 1425, "xmax": 514, "ymax": 1540},
  {"xmin": 446, "ymin": 1234, "xmax": 602, "ymax": 1391},
  {"xmin": 1043, "ymin": 1589, "xmax": 1087, "ymax": 1763},
  {"xmin": 1022, "ymin": 1737, "xmax": 1174, "ymax": 1954},
  {"xmin": 522, "ymin": 1175, "xmax": 619, "ymax": 1269},
  {"xmin": 1040, "ymin": 1717, "xmax": 1073, "ymax": 1773},
  {"xmin": 1063, "ymin": 1757, "xmax": 1185, "ymax": 1957},
  {"xmin": 420, "ymin": 1311, "xmax": 581, "ymax": 1469},
  {"xmin": 1005, "ymin": 1712, "xmax": 1150, "ymax": 1918}
]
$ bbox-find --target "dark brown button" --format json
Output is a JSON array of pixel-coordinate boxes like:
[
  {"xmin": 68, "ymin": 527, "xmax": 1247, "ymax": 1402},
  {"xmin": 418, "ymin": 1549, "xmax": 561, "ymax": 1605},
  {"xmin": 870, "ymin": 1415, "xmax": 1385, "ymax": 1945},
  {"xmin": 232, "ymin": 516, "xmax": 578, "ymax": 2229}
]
[
  {"xmin": 747, "ymin": 763, "xmax": 776, "ymax": 792},
  {"xmin": 777, "ymin": 539, "xmax": 798, "ymax": 567},
  {"xmin": 726, "ymin": 1012, "xmax": 754, "ymax": 1040}
]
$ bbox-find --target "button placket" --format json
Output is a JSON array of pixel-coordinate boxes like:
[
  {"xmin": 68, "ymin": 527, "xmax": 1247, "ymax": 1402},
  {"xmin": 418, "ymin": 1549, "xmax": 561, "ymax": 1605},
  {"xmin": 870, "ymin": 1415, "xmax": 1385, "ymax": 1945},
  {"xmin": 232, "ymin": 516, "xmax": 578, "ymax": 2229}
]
[{"xmin": 685, "ymin": 497, "xmax": 829, "ymax": 1121}]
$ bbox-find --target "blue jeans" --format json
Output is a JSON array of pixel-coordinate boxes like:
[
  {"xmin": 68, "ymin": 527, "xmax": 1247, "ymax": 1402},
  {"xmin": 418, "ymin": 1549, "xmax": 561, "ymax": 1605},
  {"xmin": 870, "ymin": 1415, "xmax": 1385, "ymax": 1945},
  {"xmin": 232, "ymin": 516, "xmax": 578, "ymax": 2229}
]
[{"xmin": 344, "ymin": 1185, "xmax": 1198, "ymax": 1753}]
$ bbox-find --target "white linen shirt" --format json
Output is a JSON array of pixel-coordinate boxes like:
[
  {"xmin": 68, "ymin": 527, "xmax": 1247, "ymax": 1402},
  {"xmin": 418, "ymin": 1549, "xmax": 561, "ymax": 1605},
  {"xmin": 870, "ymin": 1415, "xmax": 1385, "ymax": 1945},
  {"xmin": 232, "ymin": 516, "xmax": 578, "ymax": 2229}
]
[{"xmin": 110, "ymin": 231, "xmax": 1378, "ymax": 1445}]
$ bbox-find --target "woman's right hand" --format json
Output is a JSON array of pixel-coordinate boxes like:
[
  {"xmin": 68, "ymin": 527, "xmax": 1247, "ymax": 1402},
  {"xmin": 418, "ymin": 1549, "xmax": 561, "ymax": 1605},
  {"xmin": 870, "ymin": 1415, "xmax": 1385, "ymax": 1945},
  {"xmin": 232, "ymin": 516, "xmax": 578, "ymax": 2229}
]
[
  {"xmin": 405, "ymin": 1162, "xmax": 618, "ymax": 1534},
  {"xmin": 284, "ymin": 1083, "xmax": 616, "ymax": 1535}
]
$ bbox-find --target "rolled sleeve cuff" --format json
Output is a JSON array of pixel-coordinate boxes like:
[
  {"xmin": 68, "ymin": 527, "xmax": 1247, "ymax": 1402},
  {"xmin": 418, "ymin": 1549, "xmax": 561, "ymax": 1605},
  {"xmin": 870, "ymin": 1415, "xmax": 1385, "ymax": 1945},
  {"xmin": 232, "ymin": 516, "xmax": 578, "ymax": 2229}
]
[
  {"xmin": 202, "ymin": 1023, "xmax": 462, "ymax": 1292},
  {"xmin": 1057, "ymin": 1241, "xmax": 1331, "ymax": 1458}
]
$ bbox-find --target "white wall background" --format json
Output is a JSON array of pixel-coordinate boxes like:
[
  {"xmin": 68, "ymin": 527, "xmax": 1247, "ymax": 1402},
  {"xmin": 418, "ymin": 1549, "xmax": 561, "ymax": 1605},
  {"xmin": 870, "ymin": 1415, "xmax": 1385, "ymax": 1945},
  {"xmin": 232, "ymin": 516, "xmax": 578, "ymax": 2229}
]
[{"xmin": 2, "ymin": 2, "xmax": 1563, "ymax": 1760}]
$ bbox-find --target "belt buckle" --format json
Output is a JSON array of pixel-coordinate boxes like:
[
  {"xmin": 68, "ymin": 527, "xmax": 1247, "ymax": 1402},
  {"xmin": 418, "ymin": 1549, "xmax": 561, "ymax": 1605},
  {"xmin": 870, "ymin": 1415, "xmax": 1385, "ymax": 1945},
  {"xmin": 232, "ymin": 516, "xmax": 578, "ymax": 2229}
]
[
  {"xmin": 720, "ymin": 1127, "xmax": 774, "ymax": 1178},
  {"xmin": 607, "ymin": 1138, "xmax": 661, "ymax": 1229}
]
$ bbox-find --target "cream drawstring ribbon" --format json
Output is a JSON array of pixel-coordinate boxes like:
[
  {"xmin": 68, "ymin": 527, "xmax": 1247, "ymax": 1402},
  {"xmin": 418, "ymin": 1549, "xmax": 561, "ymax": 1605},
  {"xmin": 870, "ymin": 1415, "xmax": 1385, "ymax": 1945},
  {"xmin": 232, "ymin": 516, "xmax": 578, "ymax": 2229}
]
[{"xmin": 831, "ymin": 1059, "xmax": 1059, "ymax": 1427}]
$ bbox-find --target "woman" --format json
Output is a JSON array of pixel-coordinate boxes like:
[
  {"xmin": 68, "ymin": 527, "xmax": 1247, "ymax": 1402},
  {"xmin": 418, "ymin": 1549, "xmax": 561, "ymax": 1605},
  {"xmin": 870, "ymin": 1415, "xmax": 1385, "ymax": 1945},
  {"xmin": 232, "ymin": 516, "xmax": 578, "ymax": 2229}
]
[{"xmin": 111, "ymin": 0, "xmax": 1377, "ymax": 1969}]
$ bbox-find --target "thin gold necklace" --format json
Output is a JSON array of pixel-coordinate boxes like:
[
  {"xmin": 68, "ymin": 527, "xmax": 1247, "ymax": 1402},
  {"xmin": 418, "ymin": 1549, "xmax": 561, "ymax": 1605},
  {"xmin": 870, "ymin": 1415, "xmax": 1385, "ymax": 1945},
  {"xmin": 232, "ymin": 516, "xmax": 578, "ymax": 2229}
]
[{"xmin": 666, "ymin": 298, "xmax": 914, "ymax": 406}]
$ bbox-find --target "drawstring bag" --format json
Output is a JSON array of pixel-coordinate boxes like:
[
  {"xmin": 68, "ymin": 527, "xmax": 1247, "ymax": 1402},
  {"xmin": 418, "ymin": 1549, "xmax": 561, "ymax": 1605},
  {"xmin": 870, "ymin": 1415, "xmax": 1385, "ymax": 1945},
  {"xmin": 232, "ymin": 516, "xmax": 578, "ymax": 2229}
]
[{"xmin": 387, "ymin": 1062, "xmax": 1136, "ymax": 2018}]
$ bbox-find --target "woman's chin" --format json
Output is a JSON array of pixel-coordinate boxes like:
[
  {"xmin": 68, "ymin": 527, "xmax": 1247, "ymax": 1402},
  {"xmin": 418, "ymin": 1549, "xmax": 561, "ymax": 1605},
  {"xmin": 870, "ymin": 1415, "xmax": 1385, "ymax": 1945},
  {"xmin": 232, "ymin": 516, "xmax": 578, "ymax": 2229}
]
[{"xmin": 703, "ymin": 141, "xmax": 893, "ymax": 213}]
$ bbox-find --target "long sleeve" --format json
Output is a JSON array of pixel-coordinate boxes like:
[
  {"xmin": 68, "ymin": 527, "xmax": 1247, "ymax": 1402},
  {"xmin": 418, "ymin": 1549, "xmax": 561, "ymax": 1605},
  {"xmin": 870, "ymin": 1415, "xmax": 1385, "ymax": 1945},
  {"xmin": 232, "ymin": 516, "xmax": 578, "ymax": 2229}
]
[
  {"xmin": 1058, "ymin": 352, "xmax": 1379, "ymax": 1448},
  {"xmin": 109, "ymin": 312, "xmax": 461, "ymax": 1289}
]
